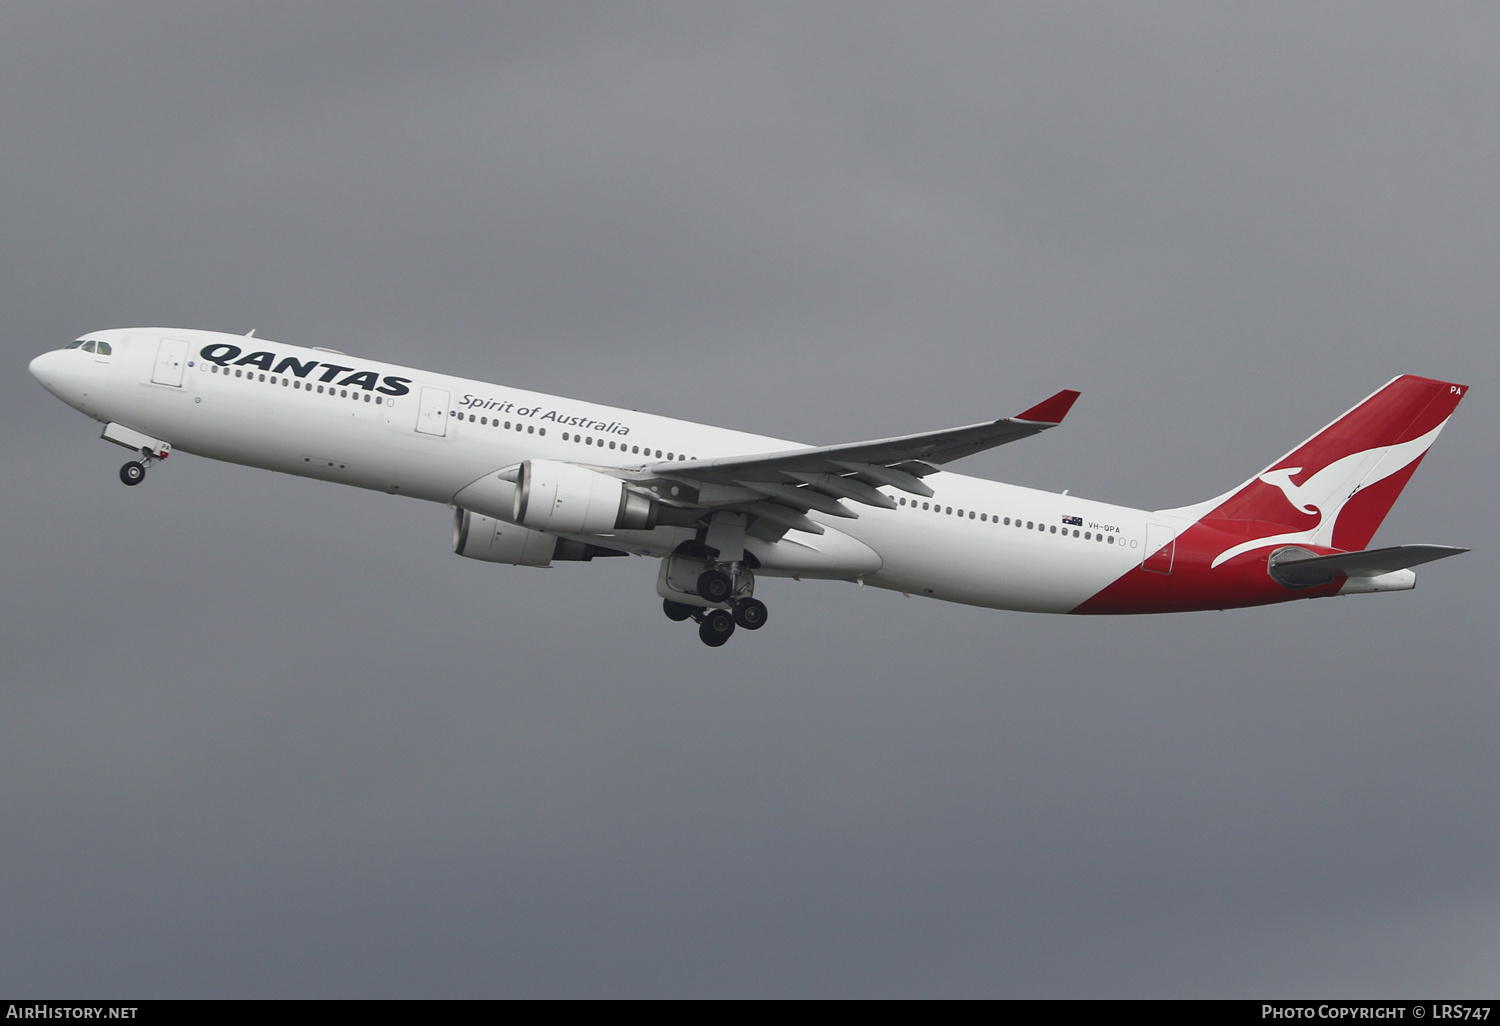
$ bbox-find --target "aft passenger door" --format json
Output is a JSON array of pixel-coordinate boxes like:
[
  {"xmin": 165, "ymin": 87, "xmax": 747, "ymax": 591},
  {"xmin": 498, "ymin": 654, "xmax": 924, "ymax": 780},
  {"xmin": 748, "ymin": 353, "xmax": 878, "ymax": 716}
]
[
  {"xmin": 415, "ymin": 386, "xmax": 450, "ymax": 436},
  {"xmin": 1142, "ymin": 524, "xmax": 1176, "ymax": 574}
]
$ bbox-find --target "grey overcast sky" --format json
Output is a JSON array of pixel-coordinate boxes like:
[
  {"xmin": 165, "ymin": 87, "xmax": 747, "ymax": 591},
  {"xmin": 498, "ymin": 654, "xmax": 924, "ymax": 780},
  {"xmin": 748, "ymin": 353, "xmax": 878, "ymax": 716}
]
[{"xmin": 1, "ymin": 2, "xmax": 1496, "ymax": 997}]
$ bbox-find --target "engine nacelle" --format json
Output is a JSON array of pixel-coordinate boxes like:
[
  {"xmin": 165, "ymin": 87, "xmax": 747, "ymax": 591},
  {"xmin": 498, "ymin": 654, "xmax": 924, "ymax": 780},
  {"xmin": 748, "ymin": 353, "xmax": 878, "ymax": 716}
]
[
  {"xmin": 453, "ymin": 508, "xmax": 556, "ymax": 567},
  {"xmin": 513, "ymin": 459, "xmax": 657, "ymax": 534}
]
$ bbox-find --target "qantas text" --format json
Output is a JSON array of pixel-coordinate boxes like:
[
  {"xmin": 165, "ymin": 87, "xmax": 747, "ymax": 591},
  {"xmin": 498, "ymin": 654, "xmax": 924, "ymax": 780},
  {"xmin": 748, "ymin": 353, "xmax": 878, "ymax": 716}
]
[{"xmin": 197, "ymin": 344, "xmax": 412, "ymax": 396}]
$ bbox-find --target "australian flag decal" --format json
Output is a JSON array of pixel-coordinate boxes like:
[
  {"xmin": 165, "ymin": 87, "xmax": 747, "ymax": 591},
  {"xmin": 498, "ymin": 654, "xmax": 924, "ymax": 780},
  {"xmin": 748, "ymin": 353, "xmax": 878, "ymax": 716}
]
[{"xmin": 1062, "ymin": 515, "xmax": 1083, "ymax": 526}]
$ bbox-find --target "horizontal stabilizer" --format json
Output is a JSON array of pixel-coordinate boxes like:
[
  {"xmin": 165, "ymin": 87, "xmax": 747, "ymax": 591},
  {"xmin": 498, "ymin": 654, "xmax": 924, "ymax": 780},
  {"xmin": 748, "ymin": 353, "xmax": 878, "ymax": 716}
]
[{"xmin": 1269, "ymin": 544, "xmax": 1467, "ymax": 587}]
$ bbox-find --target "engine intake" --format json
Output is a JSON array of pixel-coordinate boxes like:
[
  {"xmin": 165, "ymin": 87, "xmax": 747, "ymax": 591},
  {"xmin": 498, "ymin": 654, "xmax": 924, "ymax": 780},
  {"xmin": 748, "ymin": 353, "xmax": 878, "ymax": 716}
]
[{"xmin": 513, "ymin": 459, "xmax": 657, "ymax": 533}]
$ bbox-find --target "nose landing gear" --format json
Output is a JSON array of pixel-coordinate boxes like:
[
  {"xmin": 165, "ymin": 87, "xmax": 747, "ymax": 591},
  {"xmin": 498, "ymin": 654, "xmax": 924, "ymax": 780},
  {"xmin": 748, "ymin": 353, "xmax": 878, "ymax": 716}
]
[
  {"xmin": 102, "ymin": 424, "xmax": 172, "ymax": 487},
  {"xmin": 119, "ymin": 447, "xmax": 167, "ymax": 486}
]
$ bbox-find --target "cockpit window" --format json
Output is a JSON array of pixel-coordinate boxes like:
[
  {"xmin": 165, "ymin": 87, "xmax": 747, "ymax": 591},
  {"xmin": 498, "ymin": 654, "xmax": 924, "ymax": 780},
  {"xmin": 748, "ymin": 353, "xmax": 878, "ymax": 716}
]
[
  {"xmin": 81, "ymin": 340, "xmax": 97, "ymax": 353},
  {"xmin": 95, "ymin": 341, "xmax": 112, "ymax": 355},
  {"xmin": 65, "ymin": 340, "xmax": 84, "ymax": 349}
]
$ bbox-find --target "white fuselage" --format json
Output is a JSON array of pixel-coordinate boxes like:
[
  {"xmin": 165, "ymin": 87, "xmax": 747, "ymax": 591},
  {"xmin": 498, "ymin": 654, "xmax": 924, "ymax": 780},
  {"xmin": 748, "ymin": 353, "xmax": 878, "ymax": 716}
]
[{"xmin": 31, "ymin": 328, "xmax": 1170, "ymax": 613}]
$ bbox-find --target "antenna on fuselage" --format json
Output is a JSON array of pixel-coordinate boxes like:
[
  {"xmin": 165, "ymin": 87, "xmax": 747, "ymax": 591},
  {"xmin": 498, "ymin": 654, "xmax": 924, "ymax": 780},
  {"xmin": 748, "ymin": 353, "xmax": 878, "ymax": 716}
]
[{"xmin": 245, "ymin": 329, "xmax": 256, "ymax": 337}]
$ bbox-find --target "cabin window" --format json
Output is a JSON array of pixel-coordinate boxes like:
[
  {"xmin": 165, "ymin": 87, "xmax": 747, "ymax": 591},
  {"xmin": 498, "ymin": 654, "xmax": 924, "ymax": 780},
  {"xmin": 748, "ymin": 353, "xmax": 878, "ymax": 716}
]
[
  {"xmin": 609, "ymin": 441, "xmax": 616, "ymax": 449},
  {"xmin": 1107, "ymin": 535, "xmax": 1114, "ymax": 544},
  {"xmin": 538, "ymin": 429, "xmax": 545, "ymax": 436},
  {"xmin": 235, "ymin": 369, "xmax": 243, "ymax": 377},
  {"xmin": 527, "ymin": 426, "xmax": 534, "ymax": 434},
  {"xmin": 375, "ymin": 396, "xmax": 382, "ymax": 404}
]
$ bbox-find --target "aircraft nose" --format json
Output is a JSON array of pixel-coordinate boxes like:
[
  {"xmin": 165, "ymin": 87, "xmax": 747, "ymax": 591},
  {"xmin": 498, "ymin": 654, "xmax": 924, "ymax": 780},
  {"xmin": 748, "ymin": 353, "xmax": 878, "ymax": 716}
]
[{"xmin": 29, "ymin": 349, "xmax": 64, "ymax": 391}]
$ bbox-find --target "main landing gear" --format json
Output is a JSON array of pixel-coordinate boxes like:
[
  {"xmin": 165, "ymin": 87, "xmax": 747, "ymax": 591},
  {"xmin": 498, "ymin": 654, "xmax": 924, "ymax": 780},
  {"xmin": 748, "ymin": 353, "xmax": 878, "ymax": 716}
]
[
  {"xmin": 662, "ymin": 595, "xmax": 769, "ymax": 647},
  {"xmin": 119, "ymin": 447, "xmax": 167, "ymax": 487},
  {"xmin": 657, "ymin": 553, "xmax": 770, "ymax": 648},
  {"xmin": 657, "ymin": 514, "xmax": 772, "ymax": 648}
]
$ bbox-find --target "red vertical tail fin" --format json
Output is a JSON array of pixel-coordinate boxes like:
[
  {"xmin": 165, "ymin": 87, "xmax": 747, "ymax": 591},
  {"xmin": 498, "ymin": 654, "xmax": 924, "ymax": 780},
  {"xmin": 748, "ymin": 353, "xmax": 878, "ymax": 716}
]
[
  {"xmin": 1164, "ymin": 375, "xmax": 1467, "ymax": 557},
  {"xmin": 1077, "ymin": 375, "xmax": 1467, "ymax": 615}
]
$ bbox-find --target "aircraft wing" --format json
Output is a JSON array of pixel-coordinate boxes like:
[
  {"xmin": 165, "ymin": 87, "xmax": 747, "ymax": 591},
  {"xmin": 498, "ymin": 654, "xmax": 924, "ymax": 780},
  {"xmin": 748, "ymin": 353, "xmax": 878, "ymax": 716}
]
[{"xmin": 628, "ymin": 389, "xmax": 1080, "ymax": 535}]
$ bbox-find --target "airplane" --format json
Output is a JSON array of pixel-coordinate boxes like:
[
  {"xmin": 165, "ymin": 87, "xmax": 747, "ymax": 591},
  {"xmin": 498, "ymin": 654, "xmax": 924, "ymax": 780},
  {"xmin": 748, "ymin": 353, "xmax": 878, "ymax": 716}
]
[{"xmin": 29, "ymin": 328, "xmax": 1468, "ymax": 646}]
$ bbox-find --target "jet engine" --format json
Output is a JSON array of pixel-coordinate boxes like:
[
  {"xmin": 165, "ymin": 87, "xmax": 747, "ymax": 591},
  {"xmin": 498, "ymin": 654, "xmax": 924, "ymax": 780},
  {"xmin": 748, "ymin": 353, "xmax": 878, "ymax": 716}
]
[
  {"xmin": 453, "ymin": 509, "xmax": 556, "ymax": 566},
  {"xmin": 453, "ymin": 509, "xmax": 632, "ymax": 566},
  {"xmin": 513, "ymin": 459, "xmax": 657, "ymax": 533}
]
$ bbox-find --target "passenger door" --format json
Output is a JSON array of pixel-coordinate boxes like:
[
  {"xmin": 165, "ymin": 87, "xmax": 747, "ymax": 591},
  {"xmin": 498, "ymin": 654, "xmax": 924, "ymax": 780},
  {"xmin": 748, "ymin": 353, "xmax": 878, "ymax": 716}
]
[
  {"xmin": 415, "ymin": 386, "xmax": 450, "ymax": 436},
  {"xmin": 151, "ymin": 337, "xmax": 190, "ymax": 386}
]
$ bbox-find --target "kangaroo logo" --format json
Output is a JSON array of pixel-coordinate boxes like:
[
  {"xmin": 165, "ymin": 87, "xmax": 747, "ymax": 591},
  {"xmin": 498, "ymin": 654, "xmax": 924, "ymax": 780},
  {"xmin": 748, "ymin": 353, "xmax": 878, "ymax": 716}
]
[
  {"xmin": 1255, "ymin": 466, "xmax": 1320, "ymax": 515},
  {"xmin": 1209, "ymin": 421, "xmax": 1448, "ymax": 568}
]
